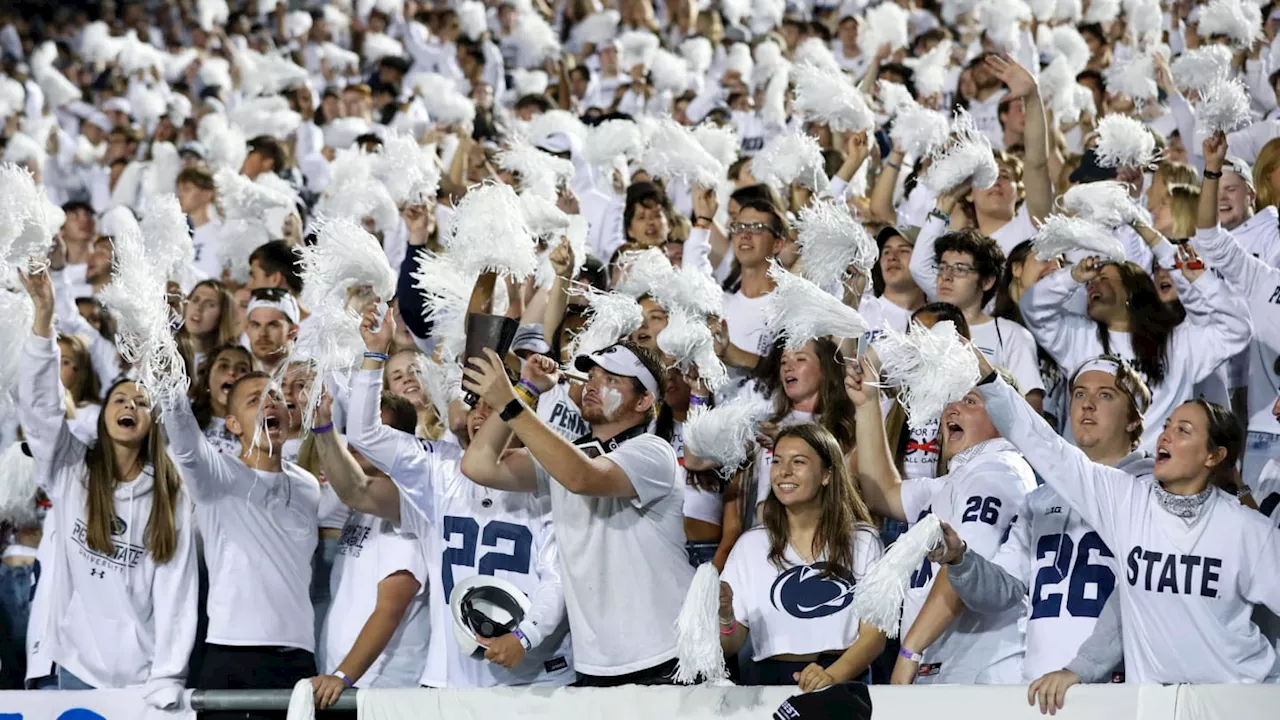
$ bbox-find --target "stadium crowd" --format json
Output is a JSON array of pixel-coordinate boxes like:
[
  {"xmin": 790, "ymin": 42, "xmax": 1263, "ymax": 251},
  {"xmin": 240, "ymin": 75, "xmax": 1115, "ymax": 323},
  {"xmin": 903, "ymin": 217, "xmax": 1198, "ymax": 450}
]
[{"xmin": 1, "ymin": 0, "xmax": 1280, "ymax": 717}]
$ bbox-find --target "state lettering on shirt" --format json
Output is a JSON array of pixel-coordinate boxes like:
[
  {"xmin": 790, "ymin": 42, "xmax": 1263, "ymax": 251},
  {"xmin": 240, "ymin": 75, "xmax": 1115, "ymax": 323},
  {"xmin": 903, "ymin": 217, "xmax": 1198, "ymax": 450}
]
[
  {"xmin": 337, "ymin": 523, "xmax": 373, "ymax": 558},
  {"xmin": 1124, "ymin": 545, "xmax": 1223, "ymax": 598}
]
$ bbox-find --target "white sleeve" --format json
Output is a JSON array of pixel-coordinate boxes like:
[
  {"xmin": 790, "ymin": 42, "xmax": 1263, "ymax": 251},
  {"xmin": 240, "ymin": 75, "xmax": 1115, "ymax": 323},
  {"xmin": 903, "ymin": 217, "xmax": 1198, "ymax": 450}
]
[
  {"xmin": 374, "ymin": 524, "xmax": 430, "ymax": 592},
  {"xmin": 142, "ymin": 500, "xmax": 198, "ymax": 709},
  {"xmin": 346, "ymin": 367, "xmax": 438, "ymax": 523},
  {"xmin": 517, "ymin": 499, "xmax": 568, "ymax": 649},
  {"xmin": 976, "ymin": 377, "xmax": 1137, "ymax": 547},
  {"xmin": 1176, "ymin": 257, "xmax": 1255, "ymax": 383},
  {"xmin": 1018, "ymin": 268, "xmax": 1098, "ymax": 371},
  {"xmin": 161, "ymin": 395, "xmax": 244, "ymax": 504},
  {"xmin": 900, "ymin": 476, "xmax": 946, "ymax": 523},
  {"xmin": 605, "ymin": 435, "xmax": 680, "ymax": 509},
  {"xmin": 1240, "ymin": 518, "xmax": 1280, "ymax": 614},
  {"xmin": 990, "ymin": 495, "xmax": 1034, "ymax": 586},
  {"xmin": 17, "ymin": 334, "xmax": 87, "ymax": 497},
  {"xmin": 998, "ymin": 320, "xmax": 1046, "ymax": 394},
  {"xmin": 908, "ymin": 214, "xmax": 945, "ymax": 301},
  {"xmin": 683, "ymin": 226, "xmax": 716, "ymax": 278},
  {"xmin": 721, "ymin": 537, "xmax": 751, "ymax": 625}
]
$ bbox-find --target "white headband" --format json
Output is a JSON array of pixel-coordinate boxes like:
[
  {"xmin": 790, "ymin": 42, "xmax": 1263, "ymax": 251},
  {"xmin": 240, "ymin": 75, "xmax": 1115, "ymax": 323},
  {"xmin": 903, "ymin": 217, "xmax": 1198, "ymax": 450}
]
[
  {"xmin": 247, "ymin": 294, "xmax": 300, "ymax": 325},
  {"xmin": 1073, "ymin": 357, "xmax": 1122, "ymax": 380}
]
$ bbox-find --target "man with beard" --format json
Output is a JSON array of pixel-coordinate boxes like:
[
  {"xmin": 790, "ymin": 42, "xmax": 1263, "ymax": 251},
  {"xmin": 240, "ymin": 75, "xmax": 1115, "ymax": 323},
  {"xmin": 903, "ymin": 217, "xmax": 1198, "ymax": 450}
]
[
  {"xmin": 460, "ymin": 341, "xmax": 695, "ymax": 686},
  {"xmin": 244, "ymin": 289, "xmax": 299, "ymax": 376}
]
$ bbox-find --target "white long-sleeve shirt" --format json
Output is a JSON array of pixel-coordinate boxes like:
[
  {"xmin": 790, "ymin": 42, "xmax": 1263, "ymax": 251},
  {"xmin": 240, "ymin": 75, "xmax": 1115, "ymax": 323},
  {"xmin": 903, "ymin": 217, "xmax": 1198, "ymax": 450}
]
[
  {"xmin": 1019, "ymin": 247, "xmax": 1253, "ymax": 450},
  {"xmin": 345, "ymin": 368, "xmax": 573, "ymax": 688},
  {"xmin": 162, "ymin": 395, "xmax": 320, "ymax": 652},
  {"xmin": 979, "ymin": 376, "xmax": 1280, "ymax": 684},
  {"xmin": 19, "ymin": 335, "xmax": 196, "ymax": 706}
]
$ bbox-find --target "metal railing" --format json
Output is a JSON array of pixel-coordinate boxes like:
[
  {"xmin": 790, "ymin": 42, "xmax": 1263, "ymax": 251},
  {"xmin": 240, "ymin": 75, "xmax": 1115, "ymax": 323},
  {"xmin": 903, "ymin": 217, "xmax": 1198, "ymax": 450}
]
[{"xmin": 190, "ymin": 689, "xmax": 358, "ymax": 712}]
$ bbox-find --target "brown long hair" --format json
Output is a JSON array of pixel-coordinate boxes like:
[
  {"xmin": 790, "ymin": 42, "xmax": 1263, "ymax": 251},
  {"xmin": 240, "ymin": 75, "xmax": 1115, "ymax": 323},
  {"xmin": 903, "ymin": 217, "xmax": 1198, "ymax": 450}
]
[
  {"xmin": 191, "ymin": 344, "xmax": 254, "ymax": 429},
  {"xmin": 182, "ymin": 279, "xmax": 240, "ymax": 348},
  {"xmin": 1187, "ymin": 399, "xmax": 1243, "ymax": 494},
  {"xmin": 84, "ymin": 380, "xmax": 184, "ymax": 564},
  {"xmin": 57, "ymin": 334, "xmax": 100, "ymax": 405},
  {"xmin": 754, "ymin": 337, "xmax": 857, "ymax": 451},
  {"xmin": 761, "ymin": 423, "xmax": 873, "ymax": 579}
]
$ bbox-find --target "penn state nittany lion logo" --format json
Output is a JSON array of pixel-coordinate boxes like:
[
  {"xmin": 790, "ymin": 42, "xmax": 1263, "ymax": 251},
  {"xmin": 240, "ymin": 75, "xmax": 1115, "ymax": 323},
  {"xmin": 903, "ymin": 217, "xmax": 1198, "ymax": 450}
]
[
  {"xmin": 111, "ymin": 516, "xmax": 127, "ymax": 536},
  {"xmin": 770, "ymin": 563, "xmax": 855, "ymax": 619}
]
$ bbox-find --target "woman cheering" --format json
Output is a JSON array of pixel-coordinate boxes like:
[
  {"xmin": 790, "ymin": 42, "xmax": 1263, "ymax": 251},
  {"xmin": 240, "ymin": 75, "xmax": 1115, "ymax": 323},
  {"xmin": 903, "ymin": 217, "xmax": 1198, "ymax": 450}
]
[
  {"xmin": 718, "ymin": 424, "xmax": 886, "ymax": 690},
  {"xmin": 18, "ymin": 271, "xmax": 196, "ymax": 704}
]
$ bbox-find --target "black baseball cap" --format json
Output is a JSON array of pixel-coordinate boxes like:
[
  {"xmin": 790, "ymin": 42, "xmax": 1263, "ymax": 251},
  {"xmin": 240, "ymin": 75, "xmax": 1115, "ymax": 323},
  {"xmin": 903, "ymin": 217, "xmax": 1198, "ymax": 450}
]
[{"xmin": 1069, "ymin": 147, "xmax": 1120, "ymax": 185}]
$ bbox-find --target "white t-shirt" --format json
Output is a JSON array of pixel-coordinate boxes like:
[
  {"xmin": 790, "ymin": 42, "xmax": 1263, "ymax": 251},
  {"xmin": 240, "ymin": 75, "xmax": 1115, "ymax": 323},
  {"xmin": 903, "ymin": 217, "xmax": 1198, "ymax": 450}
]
[
  {"xmin": 970, "ymin": 317, "xmax": 1045, "ymax": 395},
  {"xmin": 902, "ymin": 418, "xmax": 941, "ymax": 481},
  {"xmin": 319, "ymin": 511, "xmax": 430, "ymax": 688},
  {"xmin": 203, "ymin": 416, "xmax": 241, "ymax": 456},
  {"xmin": 165, "ymin": 398, "xmax": 321, "ymax": 652},
  {"xmin": 533, "ymin": 433, "xmax": 694, "ymax": 675},
  {"xmin": 721, "ymin": 289, "xmax": 775, "ymax": 384},
  {"xmin": 673, "ymin": 421, "xmax": 724, "ymax": 526},
  {"xmin": 989, "ymin": 206, "xmax": 1037, "ymax": 255},
  {"xmin": 900, "ymin": 438, "xmax": 1036, "ymax": 684},
  {"xmin": 722, "ymin": 525, "xmax": 883, "ymax": 661},
  {"xmin": 191, "ymin": 219, "xmax": 223, "ymax": 280}
]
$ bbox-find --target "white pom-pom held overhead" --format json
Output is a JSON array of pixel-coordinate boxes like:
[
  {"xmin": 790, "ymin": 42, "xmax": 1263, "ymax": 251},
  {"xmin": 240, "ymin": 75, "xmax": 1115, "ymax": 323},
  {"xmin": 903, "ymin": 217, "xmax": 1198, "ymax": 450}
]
[
  {"xmin": 764, "ymin": 261, "xmax": 869, "ymax": 350},
  {"xmin": 795, "ymin": 198, "xmax": 878, "ymax": 291},
  {"xmin": 1032, "ymin": 215, "xmax": 1128, "ymax": 263},
  {"xmin": 791, "ymin": 62, "xmax": 875, "ymax": 133},
  {"xmin": 873, "ymin": 320, "xmax": 980, "ymax": 429},
  {"xmin": 657, "ymin": 309, "xmax": 729, "ymax": 392},
  {"xmin": 684, "ymin": 392, "xmax": 774, "ymax": 474},
  {"xmin": 1170, "ymin": 45, "xmax": 1233, "ymax": 95},
  {"xmin": 674, "ymin": 563, "xmax": 730, "ymax": 684},
  {"xmin": 1092, "ymin": 114, "xmax": 1159, "ymax": 169},
  {"xmin": 583, "ymin": 119, "xmax": 645, "ymax": 171},
  {"xmin": 1196, "ymin": 77, "xmax": 1253, "ymax": 135},
  {"xmin": 568, "ymin": 288, "xmax": 644, "ymax": 358},
  {"xmin": 444, "ymin": 182, "xmax": 538, "ymax": 280},
  {"xmin": 1058, "ymin": 181, "xmax": 1153, "ymax": 230},
  {"xmin": 891, "ymin": 103, "xmax": 952, "ymax": 158},
  {"xmin": 751, "ymin": 131, "xmax": 829, "ymax": 195},
  {"xmin": 922, "ymin": 108, "xmax": 998, "ymax": 195},
  {"xmin": 615, "ymin": 247, "xmax": 675, "ymax": 298},
  {"xmin": 641, "ymin": 118, "xmax": 726, "ymax": 188},
  {"xmin": 1197, "ymin": 0, "xmax": 1263, "ymax": 48},
  {"xmin": 853, "ymin": 514, "xmax": 944, "ymax": 638}
]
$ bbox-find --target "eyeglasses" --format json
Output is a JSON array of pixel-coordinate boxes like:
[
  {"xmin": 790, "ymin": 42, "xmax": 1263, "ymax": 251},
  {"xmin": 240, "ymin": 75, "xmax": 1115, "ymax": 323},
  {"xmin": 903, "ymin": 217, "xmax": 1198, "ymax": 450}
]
[
  {"xmin": 728, "ymin": 222, "xmax": 777, "ymax": 237},
  {"xmin": 934, "ymin": 262, "xmax": 978, "ymax": 279}
]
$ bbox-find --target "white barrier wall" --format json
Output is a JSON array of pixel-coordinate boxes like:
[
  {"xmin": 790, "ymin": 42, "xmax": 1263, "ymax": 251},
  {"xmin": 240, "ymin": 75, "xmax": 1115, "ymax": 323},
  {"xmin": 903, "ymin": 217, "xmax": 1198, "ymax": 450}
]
[{"xmin": 2, "ymin": 684, "xmax": 1278, "ymax": 719}]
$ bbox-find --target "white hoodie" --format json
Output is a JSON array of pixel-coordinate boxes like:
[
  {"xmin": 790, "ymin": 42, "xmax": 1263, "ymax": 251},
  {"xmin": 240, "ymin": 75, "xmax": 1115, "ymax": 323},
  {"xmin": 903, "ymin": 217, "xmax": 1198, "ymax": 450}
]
[{"xmin": 18, "ymin": 334, "xmax": 197, "ymax": 708}]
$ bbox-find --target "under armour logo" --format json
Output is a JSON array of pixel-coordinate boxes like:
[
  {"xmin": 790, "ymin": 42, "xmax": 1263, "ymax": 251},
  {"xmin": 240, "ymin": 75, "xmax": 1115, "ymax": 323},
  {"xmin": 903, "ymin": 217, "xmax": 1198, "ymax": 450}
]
[
  {"xmin": 90, "ymin": 568, "xmax": 105, "ymax": 578},
  {"xmin": 1047, "ymin": 506, "xmax": 1063, "ymax": 515}
]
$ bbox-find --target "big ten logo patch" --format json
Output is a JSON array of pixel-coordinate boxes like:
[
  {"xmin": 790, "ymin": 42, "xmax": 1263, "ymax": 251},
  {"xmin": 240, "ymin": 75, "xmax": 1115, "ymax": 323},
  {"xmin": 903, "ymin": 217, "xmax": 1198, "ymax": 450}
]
[{"xmin": 337, "ymin": 523, "xmax": 373, "ymax": 559}]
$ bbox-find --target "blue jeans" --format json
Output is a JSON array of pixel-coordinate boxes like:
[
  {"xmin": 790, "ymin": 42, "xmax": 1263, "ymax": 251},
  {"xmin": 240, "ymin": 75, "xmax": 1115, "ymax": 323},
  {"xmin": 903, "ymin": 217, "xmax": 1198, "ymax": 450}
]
[
  {"xmin": 686, "ymin": 541, "xmax": 719, "ymax": 568},
  {"xmin": 0, "ymin": 562, "xmax": 37, "ymax": 689},
  {"xmin": 311, "ymin": 535, "xmax": 340, "ymax": 642},
  {"xmin": 32, "ymin": 666, "xmax": 94, "ymax": 690}
]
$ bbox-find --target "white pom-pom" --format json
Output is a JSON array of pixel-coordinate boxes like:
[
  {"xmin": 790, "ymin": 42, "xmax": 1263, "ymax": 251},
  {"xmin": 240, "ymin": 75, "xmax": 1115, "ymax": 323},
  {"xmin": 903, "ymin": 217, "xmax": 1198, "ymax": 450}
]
[
  {"xmin": 765, "ymin": 262, "xmax": 869, "ymax": 350},
  {"xmin": 653, "ymin": 265, "xmax": 725, "ymax": 319},
  {"xmin": 859, "ymin": 2, "xmax": 909, "ymax": 59},
  {"xmin": 1056, "ymin": 0, "xmax": 1083, "ymax": 22},
  {"xmin": 673, "ymin": 563, "xmax": 730, "ymax": 684},
  {"xmin": 422, "ymin": 355, "xmax": 464, "ymax": 422},
  {"xmin": 361, "ymin": 32, "xmax": 406, "ymax": 66},
  {"xmin": 515, "ymin": 13, "xmax": 560, "ymax": 68},
  {"xmin": 753, "ymin": 41, "xmax": 786, "ymax": 86},
  {"xmin": 141, "ymin": 142, "xmax": 182, "ymax": 198},
  {"xmin": 1104, "ymin": 50, "xmax": 1157, "ymax": 104},
  {"xmin": 752, "ymin": 131, "xmax": 829, "ymax": 194},
  {"xmin": 412, "ymin": 73, "xmax": 477, "ymax": 126},
  {"xmin": 1031, "ymin": 214, "xmax": 1127, "ymax": 263},
  {"xmin": 512, "ymin": 68, "xmax": 550, "ymax": 97},
  {"xmin": 98, "ymin": 226, "xmax": 189, "ymax": 407},
  {"xmin": 648, "ymin": 49, "xmax": 690, "ymax": 95},
  {"xmin": 1127, "ymin": 0, "xmax": 1163, "ymax": 46},
  {"xmin": 293, "ymin": 216, "xmax": 397, "ymax": 430},
  {"xmin": 1050, "ymin": 26, "xmax": 1091, "ymax": 72},
  {"xmin": 641, "ymin": 118, "xmax": 726, "ymax": 187},
  {"xmin": 1059, "ymin": 181, "xmax": 1153, "ymax": 230},
  {"xmin": 1196, "ymin": 77, "xmax": 1253, "ymax": 135},
  {"xmin": 197, "ymin": 0, "xmax": 229, "ymax": 32},
  {"xmin": 873, "ymin": 320, "xmax": 980, "ymax": 429},
  {"xmin": 198, "ymin": 113, "xmax": 248, "ymax": 172},
  {"xmin": 34, "ymin": 66, "xmax": 81, "ymax": 109},
  {"xmin": 373, "ymin": 130, "xmax": 441, "ymax": 206},
  {"xmin": 658, "ymin": 309, "xmax": 729, "ymax": 392},
  {"xmin": 792, "ymin": 62, "xmax": 875, "ymax": 133},
  {"xmin": 0, "ymin": 163, "xmax": 63, "ymax": 277},
  {"xmin": 616, "ymin": 247, "xmax": 675, "ymax": 298},
  {"xmin": 1171, "ymin": 45, "xmax": 1233, "ymax": 95},
  {"xmin": 444, "ymin": 182, "xmax": 538, "ymax": 280},
  {"xmin": 795, "ymin": 198, "xmax": 877, "ymax": 291},
  {"xmin": 680, "ymin": 36, "xmax": 714, "ymax": 75},
  {"xmin": 907, "ymin": 40, "xmax": 953, "ymax": 99},
  {"xmin": 853, "ymin": 514, "xmax": 943, "ymax": 637},
  {"xmin": 684, "ymin": 392, "xmax": 774, "ymax": 473},
  {"xmin": 922, "ymin": 108, "xmax": 998, "ymax": 195},
  {"xmin": 139, "ymin": 194, "xmax": 195, "ymax": 282},
  {"xmin": 314, "ymin": 149, "xmax": 399, "ymax": 235},
  {"xmin": 0, "ymin": 440, "xmax": 38, "ymax": 527},
  {"xmin": 792, "ymin": 37, "xmax": 840, "ymax": 72},
  {"xmin": 1041, "ymin": 58, "xmax": 1087, "ymax": 126},
  {"xmin": 319, "ymin": 42, "xmax": 360, "ymax": 73},
  {"xmin": 619, "ymin": 30, "xmax": 661, "ymax": 71},
  {"xmin": 411, "ymin": 250, "xmax": 477, "ymax": 351},
  {"xmin": 1093, "ymin": 114, "xmax": 1158, "ymax": 168},
  {"xmin": 1028, "ymin": 0, "xmax": 1055, "ymax": 21},
  {"xmin": 568, "ymin": 288, "xmax": 643, "ymax": 358},
  {"xmin": 457, "ymin": 0, "xmax": 488, "ymax": 41},
  {"xmin": 980, "ymin": 0, "xmax": 1032, "ymax": 52},
  {"xmin": 1197, "ymin": 0, "xmax": 1263, "ymax": 47},
  {"xmin": 520, "ymin": 191, "xmax": 571, "ymax": 240},
  {"xmin": 891, "ymin": 102, "xmax": 952, "ymax": 158},
  {"xmin": 722, "ymin": 43, "xmax": 753, "ymax": 80},
  {"xmin": 760, "ymin": 68, "xmax": 790, "ymax": 129},
  {"xmin": 0, "ymin": 290, "xmax": 33, "ymax": 427},
  {"xmin": 1083, "ymin": 0, "xmax": 1120, "ymax": 23},
  {"xmin": 691, "ymin": 123, "xmax": 739, "ymax": 173},
  {"xmin": 497, "ymin": 136, "xmax": 575, "ymax": 201},
  {"xmin": 213, "ymin": 168, "xmax": 296, "ymax": 280},
  {"xmin": 524, "ymin": 110, "xmax": 588, "ymax": 148},
  {"xmin": 583, "ymin": 119, "xmax": 645, "ymax": 171},
  {"xmin": 228, "ymin": 95, "xmax": 303, "ymax": 140},
  {"xmin": 748, "ymin": 0, "xmax": 784, "ymax": 35},
  {"xmin": 571, "ymin": 10, "xmax": 621, "ymax": 48}
]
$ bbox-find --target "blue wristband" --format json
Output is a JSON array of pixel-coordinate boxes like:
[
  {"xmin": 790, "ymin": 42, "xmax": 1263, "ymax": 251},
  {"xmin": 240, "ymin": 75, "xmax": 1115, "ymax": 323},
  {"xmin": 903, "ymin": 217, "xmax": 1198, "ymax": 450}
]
[
  {"xmin": 512, "ymin": 627, "xmax": 533, "ymax": 651},
  {"xmin": 364, "ymin": 351, "xmax": 390, "ymax": 362},
  {"xmin": 312, "ymin": 423, "xmax": 334, "ymax": 435}
]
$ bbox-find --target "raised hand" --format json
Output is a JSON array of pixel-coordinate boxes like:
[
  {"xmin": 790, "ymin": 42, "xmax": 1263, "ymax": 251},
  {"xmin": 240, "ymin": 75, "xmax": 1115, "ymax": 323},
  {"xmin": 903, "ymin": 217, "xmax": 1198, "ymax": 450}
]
[
  {"xmin": 1070, "ymin": 256, "xmax": 1103, "ymax": 284},
  {"xmin": 844, "ymin": 354, "xmax": 882, "ymax": 408},
  {"xmin": 984, "ymin": 53, "xmax": 1038, "ymax": 99},
  {"xmin": 521, "ymin": 353, "xmax": 561, "ymax": 392},
  {"xmin": 1202, "ymin": 131, "xmax": 1228, "ymax": 172},
  {"xmin": 360, "ymin": 304, "xmax": 395, "ymax": 354},
  {"xmin": 925, "ymin": 521, "xmax": 966, "ymax": 565}
]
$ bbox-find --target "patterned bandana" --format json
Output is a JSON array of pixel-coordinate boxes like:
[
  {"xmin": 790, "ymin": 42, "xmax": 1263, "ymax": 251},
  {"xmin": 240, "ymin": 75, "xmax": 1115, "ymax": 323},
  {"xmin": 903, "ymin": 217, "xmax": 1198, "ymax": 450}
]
[{"xmin": 1153, "ymin": 483, "xmax": 1213, "ymax": 520}]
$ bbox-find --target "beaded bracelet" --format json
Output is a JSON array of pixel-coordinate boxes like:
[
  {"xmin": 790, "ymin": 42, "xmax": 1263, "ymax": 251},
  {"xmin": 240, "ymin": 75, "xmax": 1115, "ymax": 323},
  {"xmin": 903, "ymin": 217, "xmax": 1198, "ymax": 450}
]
[{"xmin": 364, "ymin": 351, "xmax": 390, "ymax": 362}]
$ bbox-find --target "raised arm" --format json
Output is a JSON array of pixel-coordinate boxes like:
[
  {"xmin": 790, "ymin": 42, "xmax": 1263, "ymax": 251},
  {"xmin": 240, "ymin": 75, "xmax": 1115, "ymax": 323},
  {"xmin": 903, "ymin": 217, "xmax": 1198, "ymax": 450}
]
[
  {"xmin": 311, "ymin": 393, "xmax": 402, "ymax": 523},
  {"xmin": 1017, "ymin": 264, "xmax": 1099, "ymax": 367},
  {"xmin": 17, "ymin": 272, "xmax": 85, "ymax": 490},
  {"xmin": 846, "ymin": 354, "xmax": 906, "ymax": 521},
  {"xmin": 987, "ymin": 55, "xmax": 1052, "ymax": 222}
]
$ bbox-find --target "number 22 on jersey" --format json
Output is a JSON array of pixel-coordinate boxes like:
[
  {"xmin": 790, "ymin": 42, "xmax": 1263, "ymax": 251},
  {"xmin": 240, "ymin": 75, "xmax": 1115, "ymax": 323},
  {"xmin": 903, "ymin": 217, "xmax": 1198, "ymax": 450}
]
[{"xmin": 442, "ymin": 516, "xmax": 533, "ymax": 600}]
